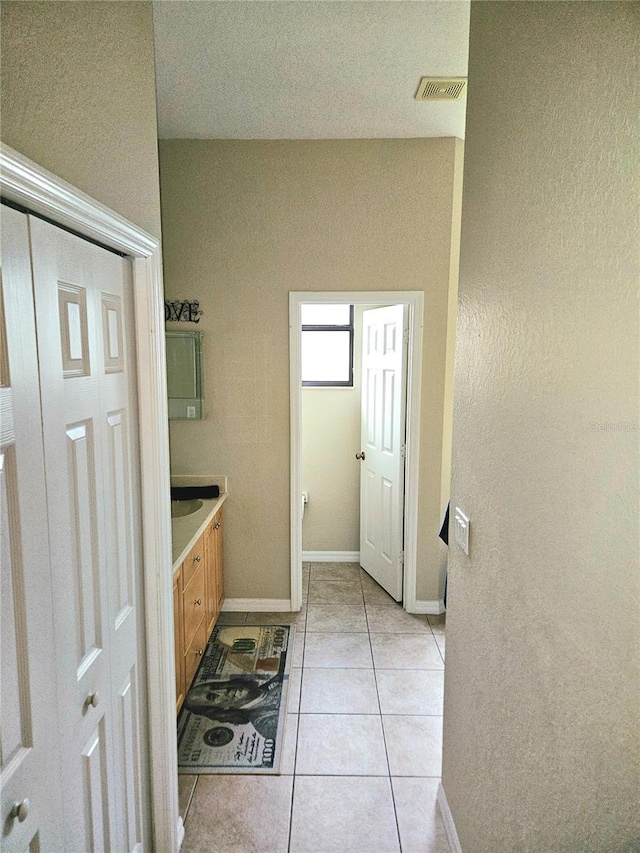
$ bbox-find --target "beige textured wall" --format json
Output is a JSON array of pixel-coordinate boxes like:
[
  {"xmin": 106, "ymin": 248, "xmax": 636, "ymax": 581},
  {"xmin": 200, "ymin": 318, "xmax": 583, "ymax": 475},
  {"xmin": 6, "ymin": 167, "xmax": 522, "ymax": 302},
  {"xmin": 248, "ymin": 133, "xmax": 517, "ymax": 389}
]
[
  {"xmin": 301, "ymin": 305, "xmax": 374, "ymax": 553},
  {"xmin": 301, "ymin": 385, "xmax": 360, "ymax": 552},
  {"xmin": 1, "ymin": 1, "xmax": 162, "ymax": 238},
  {"xmin": 160, "ymin": 139, "xmax": 462, "ymax": 601},
  {"xmin": 443, "ymin": 4, "xmax": 640, "ymax": 852}
]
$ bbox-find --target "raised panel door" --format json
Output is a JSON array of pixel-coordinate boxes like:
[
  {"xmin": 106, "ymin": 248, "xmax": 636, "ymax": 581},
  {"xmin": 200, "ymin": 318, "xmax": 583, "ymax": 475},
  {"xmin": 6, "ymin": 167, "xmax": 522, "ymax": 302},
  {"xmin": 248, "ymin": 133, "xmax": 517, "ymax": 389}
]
[
  {"xmin": 359, "ymin": 305, "xmax": 408, "ymax": 601},
  {"xmin": 0, "ymin": 207, "xmax": 64, "ymax": 852},
  {"xmin": 29, "ymin": 217, "xmax": 145, "ymax": 853}
]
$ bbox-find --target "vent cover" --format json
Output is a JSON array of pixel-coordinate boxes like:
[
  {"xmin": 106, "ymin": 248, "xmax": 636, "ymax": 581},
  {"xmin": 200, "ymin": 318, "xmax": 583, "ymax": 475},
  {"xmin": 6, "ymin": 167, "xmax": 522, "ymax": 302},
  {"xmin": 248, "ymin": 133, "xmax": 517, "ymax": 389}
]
[{"xmin": 415, "ymin": 77, "xmax": 467, "ymax": 101}]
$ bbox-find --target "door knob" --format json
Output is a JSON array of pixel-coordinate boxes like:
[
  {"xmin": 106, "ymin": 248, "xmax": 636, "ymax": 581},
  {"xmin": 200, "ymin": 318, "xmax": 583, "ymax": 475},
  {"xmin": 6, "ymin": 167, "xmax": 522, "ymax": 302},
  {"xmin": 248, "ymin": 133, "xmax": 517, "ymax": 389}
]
[
  {"xmin": 85, "ymin": 691, "xmax": 100, "ymax": 709},
  {"xmin": 355, "ymin": 451, "xmax": 366, "ymax": 461},
  {"xmin": 10, "ymin": 799, "xmax": 30, "ymax": 822}
]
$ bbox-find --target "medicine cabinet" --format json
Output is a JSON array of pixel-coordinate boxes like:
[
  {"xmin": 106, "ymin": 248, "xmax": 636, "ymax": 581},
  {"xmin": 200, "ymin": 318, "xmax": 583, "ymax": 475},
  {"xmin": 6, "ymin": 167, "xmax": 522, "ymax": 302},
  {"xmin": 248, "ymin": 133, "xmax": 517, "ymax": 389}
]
[{"xmin": 166, "ymin": 331, "xmax": 205, "ymax": 419}]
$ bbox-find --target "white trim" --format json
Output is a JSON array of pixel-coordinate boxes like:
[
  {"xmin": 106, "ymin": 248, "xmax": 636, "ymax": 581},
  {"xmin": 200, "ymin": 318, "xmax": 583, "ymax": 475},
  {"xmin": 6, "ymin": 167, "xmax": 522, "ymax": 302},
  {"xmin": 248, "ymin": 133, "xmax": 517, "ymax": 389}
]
[
  {"xmin": 302, "ymin": 551, "xmax": 360, "ymax": 563},
  {"xmin": 0, "ymin": 145, "xmax": 157, "ymax": 257},
  {"xmin": 437, "ymin": 783, "xmax": 463, "ymax": 853},
  {"xmin": 290, "ymin": 291, "xmax": 424, "ymax": 615},
  {"xmin": 0, "ymin": 144, "xmax": 179, "ymax": 853},
  {"xmin": 176, "ymin": 817, "xmax": 185, "ymax": 850},
  {"xmin": 413, "ymin": 599, "xmax": 446, "ymax": 615},
  {"xmin": 222, "ymin": 598, "xmax": 293, "ymax": 612},
  {"xmin": 290, "ymin": 295, "xmax": 304, "ymax": 612}
]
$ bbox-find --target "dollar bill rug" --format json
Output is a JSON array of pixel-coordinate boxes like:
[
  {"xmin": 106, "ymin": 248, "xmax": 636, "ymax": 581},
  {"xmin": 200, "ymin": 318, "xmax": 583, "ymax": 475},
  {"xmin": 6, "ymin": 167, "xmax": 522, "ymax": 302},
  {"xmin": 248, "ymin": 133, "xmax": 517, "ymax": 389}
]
[{"xmin": 177, "ymin": 624, "xmax": 293, "ymax": 774}]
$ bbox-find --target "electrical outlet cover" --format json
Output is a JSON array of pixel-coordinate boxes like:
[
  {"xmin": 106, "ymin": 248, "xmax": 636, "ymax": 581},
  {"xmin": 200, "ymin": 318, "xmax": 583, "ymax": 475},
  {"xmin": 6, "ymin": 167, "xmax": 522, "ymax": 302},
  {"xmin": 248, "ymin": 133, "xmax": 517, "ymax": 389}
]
[{"xmin": 454, "ymin": 507, "xmax": 470, "ymax": 555}]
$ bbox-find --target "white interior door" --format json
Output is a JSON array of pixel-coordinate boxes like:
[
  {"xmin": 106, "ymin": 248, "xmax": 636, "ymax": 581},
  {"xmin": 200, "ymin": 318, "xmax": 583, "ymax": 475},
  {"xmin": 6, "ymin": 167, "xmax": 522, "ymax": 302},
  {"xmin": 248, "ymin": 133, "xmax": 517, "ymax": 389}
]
[
  {"xmin": 0, "ymin": 207, "xmax": 64, "ymax": 852},
  {"xmin": 359, "ymin": 304, "xmax": 408, "ymax": 601},
  {"xmin": 29, "ymin": 217, "xmax": 145, "ymax": 853}
]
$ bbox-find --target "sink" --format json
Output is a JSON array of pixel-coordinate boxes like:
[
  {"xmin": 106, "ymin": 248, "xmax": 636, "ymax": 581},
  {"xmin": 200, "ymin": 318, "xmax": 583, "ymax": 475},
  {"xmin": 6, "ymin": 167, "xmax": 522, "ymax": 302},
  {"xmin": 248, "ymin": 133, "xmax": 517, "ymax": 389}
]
[{"xmin": 171, "ymin": 499, "xmax": 203, "ymax": 519}]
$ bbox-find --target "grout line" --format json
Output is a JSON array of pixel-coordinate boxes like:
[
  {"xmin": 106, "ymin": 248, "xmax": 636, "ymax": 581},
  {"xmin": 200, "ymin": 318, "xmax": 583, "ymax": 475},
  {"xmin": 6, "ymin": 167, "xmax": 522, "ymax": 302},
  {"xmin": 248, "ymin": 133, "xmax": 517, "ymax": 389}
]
[
  {"xmin": 362, "ymin": 578, "xmax": 404, "ymax": 853},
  {"xmin": 291, "ymin": 773, "xmax": 442, "ymax": 779},
  {"xmin": 287, "ymin": 565, "xmax": 309, "ymax": 853},
  {"xmin": 296, "ymin": 711, "xmax": 444, "ymax": 716},
  {"xmin": 297, "ymin": 711, "xmax": 388, "ymax": 716},
  {"xmin": 287, "ymin": 735, "xmax": 297, "ymax": 853},
  {"xmin": 181, "ymin": 774, "xmax": 199, "ymax": 826}
]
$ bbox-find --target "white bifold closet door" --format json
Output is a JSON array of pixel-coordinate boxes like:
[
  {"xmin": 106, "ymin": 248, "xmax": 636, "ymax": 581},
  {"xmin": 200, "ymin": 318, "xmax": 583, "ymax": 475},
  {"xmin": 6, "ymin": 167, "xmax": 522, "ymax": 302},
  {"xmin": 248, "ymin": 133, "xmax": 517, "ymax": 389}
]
[
  {"xmin": 1, "ymin": 207, "xmax": 65, "ymax": 852},
  {"xmin": 1, "ymin": 208, "xmax": 147, "ymax": 853}
]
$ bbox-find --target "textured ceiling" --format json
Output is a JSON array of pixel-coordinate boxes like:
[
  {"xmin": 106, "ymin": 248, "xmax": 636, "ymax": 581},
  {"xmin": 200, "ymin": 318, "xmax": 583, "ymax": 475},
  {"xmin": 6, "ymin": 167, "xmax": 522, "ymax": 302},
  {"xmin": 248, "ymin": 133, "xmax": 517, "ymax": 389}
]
[{"xmin": 153, "ymin": 1, "xmax": 470, "ymax": 139}]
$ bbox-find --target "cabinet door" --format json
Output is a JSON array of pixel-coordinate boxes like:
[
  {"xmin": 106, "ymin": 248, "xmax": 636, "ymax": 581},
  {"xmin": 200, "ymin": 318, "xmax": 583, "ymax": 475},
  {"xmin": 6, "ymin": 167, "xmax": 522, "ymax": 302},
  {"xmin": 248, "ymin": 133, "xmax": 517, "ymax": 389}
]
[
  {"xmin": 184, "ymin": 616, "xmax": 208, "ymax": 694},
  {"xmin": 173, "ymin": 570, "xmax": 185, "ymax": 713},
  {"xmin": 183, "ymin": 560, "xmax": 206, "ymax": 649},
  {"xmin": 204, "ymin": 522, "xmax": 217, "ymax": 635},
  {"xmin": 0, "ymin": 207, "xmax": 64, "ymax": 851},
  {"xmin": 215, "ymin": 509, "xmax": 224, "ymax": 609}
]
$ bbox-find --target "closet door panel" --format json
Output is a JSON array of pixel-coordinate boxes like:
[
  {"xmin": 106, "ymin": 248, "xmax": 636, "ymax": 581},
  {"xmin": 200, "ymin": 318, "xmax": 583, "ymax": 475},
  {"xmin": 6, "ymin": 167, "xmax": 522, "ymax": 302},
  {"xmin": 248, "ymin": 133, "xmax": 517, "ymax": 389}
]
[
  {"xmin": 81, "ymin": 717, "xmax": 111, "ymax": 853},
  {"xmin": 29, "ymin": 217, "xmax": 145, "ymax": 853},
  {"xmin": 0, "ymin": 208, "xmax": 63, "ymax": 852}
]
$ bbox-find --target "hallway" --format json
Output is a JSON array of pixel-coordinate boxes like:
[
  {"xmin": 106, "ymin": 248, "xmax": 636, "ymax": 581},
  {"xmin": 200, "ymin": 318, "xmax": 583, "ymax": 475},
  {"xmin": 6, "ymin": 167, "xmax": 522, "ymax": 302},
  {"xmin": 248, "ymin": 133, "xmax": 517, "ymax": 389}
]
[{"xmin": 180, "ymin": 562, "xmax": 448, "ymax": 853}]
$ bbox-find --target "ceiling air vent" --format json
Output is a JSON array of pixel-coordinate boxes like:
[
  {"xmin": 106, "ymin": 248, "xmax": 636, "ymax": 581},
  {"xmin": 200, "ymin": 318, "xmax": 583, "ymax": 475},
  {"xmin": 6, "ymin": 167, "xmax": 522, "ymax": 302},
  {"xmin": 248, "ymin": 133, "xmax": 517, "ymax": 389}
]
[{"xmin": 415, "ymin": 77, "xmax": 467, "ymax": 101}]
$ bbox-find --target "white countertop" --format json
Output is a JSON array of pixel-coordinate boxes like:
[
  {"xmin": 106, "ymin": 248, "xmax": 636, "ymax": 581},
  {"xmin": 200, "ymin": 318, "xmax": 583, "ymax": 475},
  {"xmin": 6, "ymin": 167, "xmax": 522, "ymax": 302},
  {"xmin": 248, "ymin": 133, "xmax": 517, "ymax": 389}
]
[{"xmin": 171, "ymin": 492, "xmax": 228, "ymax": 572}]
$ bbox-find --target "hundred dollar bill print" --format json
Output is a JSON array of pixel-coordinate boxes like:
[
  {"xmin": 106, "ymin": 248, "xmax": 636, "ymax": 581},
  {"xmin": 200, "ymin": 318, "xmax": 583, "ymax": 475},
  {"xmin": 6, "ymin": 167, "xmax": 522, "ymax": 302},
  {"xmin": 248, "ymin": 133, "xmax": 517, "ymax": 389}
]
[{"xmin": 177, "ymin": 624, "xmax": 293, "ymax": 773}]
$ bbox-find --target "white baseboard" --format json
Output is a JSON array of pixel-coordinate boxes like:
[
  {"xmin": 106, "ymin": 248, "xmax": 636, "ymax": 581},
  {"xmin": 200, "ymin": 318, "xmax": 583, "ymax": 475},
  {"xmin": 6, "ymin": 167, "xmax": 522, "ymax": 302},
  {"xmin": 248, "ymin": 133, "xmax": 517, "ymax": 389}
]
[
  {"xmin": 412, "ymin": 599, "xmax": 445, "ymax": 615},
  {"xmin": 176, "ymin": 816, "xmax": 185, "ymax": 850},
  {"xmin": 222, "ymin": 598, "xmax": 293, "ymax": 612},
  {"xmin": 302, "ymin": 550, "xmax": 360, "ymax": 563},
  {"xmin": 437, "ymin": 783, "xmax": 462, "ymax": 853}
]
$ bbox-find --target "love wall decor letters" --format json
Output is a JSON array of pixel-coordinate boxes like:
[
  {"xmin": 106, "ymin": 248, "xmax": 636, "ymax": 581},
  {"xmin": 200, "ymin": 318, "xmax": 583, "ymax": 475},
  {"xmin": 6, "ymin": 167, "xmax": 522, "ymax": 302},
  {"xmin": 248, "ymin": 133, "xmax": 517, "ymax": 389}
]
[{"xmin": 165, "ymin": 300, "xmax": 204, "ymax": 323}]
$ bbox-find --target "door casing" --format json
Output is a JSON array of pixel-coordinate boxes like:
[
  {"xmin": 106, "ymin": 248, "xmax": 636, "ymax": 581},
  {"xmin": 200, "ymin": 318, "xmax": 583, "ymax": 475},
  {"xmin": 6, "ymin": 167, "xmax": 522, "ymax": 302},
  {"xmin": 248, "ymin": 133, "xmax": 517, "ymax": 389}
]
[
  {"xmin": 289, "ymin": 290, "xmax": 424, "ymax": 613},
  {"xmin": 0, "ymin": 144, "xmax": 181, "ymax": 852}
]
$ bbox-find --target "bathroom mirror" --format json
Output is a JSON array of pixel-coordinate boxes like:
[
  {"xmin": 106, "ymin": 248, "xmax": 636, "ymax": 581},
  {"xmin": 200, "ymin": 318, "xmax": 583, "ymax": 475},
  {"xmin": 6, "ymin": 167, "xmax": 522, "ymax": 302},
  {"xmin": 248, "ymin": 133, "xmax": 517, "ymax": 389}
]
[{"xmin": 166, "ymin": 331, "xmax": 205, "ymax": 419}]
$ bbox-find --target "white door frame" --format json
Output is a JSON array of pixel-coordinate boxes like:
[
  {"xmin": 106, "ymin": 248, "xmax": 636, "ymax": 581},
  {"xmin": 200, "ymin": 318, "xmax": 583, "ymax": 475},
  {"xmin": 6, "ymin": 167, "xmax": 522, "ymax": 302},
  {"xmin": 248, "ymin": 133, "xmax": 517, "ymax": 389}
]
[
  {"xmin": 0, "ymin": 145, "xmax": 180, "ymax": 851},
  {"xmin": 289, "ymin": 291, "xmax": 424, "ymax": 613}
]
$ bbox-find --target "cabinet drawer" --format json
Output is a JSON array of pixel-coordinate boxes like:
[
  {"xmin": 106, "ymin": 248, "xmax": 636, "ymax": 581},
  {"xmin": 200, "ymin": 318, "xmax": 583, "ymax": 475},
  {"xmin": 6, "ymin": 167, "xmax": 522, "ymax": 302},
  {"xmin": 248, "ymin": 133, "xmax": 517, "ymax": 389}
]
[
  {"xmin": 183, "ymin": 561, "xmax": 206, "ymax": 649},
  {"xmin": 184, "ymin": 616, "xmax": 208, "ymax": 694},
  {"xmin": 182, "ymin": 534, "xmax": 205, "ymax": 588}
]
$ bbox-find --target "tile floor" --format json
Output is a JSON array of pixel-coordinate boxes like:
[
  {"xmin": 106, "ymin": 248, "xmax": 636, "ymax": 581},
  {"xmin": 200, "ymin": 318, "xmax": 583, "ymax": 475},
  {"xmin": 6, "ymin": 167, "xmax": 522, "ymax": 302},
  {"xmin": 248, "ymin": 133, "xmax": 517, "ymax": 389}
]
[{"xmin": 180, "ymin": 562, "xmax": 448, "ymax": 853}]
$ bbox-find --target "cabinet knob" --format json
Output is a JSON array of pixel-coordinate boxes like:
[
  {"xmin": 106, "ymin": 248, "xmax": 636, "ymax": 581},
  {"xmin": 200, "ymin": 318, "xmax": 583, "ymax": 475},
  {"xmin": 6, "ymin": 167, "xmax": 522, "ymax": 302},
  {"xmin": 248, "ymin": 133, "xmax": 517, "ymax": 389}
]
[
  {"xmin": 10, "ymin": 799, "xmax": 30, "ymax": 822},
  {"xmin": 85, "ymin": 691, "xmax": 100, "ymax": 709},
  {"xmin": 194, "ymin": 555, "xmax": 201, "ymax": 563},
  {"xmin": 195, "ymin": 598, "xmax": 202, "ymax": 606},
  {"xmin": 196, "ymin": 649, "xmax": 204, "ymax": 656},
  {"xmin": 214, "ymin": 522, "xmax": 221, "ymax": 529}
]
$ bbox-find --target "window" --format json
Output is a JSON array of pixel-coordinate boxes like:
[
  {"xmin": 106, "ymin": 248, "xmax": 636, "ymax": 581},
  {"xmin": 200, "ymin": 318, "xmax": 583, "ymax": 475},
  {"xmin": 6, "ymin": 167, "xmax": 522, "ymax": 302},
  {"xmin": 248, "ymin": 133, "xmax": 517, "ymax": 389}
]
[{"xmin": 301, "ymin": 304, "xmax": 354, "ymax": 386}]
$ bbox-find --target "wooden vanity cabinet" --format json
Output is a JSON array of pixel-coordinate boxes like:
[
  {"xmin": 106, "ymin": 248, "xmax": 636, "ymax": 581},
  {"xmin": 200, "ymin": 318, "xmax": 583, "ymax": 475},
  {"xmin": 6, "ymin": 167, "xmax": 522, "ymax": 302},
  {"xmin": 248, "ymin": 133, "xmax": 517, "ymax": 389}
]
[{"xmin": 174, "ymin": 507, "xmax": 225, "ymax": 714}]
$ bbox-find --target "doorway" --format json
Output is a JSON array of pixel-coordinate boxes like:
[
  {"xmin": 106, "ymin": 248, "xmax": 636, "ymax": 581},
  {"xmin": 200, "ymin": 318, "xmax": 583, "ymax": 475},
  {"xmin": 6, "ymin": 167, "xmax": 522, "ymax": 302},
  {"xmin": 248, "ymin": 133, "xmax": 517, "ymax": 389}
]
[{"xmin": 289, "ymin": 291, "xmax": 424, "ymax": 614}]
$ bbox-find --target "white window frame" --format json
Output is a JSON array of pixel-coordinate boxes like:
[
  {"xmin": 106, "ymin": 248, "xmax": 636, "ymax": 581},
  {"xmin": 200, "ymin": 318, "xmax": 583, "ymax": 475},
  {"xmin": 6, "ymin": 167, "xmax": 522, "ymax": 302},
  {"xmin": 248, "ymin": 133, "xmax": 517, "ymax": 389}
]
[{"xmin": 301, "ymin": 303, "xmax": 355, "ymax": 387}]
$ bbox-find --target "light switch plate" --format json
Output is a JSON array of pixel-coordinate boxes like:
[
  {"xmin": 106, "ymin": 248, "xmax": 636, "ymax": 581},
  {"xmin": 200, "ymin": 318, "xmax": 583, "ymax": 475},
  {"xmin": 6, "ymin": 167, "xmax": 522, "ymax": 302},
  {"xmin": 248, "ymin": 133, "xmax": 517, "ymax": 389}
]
[{"xmin": 454, "ymin": 507, "xmax": 470, "ymax": 555}]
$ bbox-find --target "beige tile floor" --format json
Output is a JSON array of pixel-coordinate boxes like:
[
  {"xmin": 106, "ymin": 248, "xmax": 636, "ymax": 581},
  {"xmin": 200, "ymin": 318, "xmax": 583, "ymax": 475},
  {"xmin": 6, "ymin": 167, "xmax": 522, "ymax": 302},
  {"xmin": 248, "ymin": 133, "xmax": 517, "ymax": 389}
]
[{"xmin": 180, "ymin": 563, "xmax": 448, "ymax": 853}]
